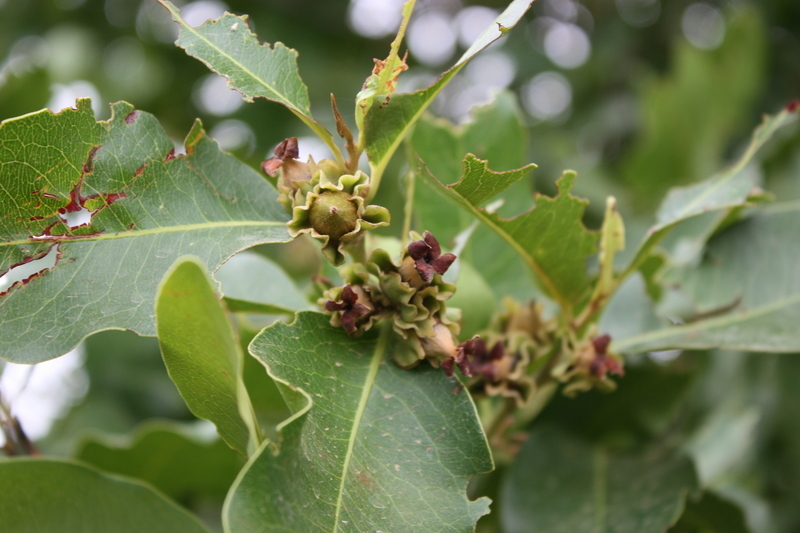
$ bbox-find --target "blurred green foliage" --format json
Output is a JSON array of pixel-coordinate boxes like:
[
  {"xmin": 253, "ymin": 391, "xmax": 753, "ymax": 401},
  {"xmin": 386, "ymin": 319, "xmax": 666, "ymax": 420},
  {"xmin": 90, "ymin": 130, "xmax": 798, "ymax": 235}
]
[{"xmin": 2, "ymin": 0, "xmax": 800, "ymax": 531}]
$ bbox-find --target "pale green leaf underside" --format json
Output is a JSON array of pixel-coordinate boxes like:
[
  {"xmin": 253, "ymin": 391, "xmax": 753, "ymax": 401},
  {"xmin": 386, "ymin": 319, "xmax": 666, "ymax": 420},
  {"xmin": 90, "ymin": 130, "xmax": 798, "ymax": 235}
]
[
  {"xmin": 215, "ymin": 250, "xmax": 312, "ymax": 315},
  {"xmin": 363, "ymin": 0, "xmax": 534, "ymax": 177},
  {"xmin": 418, "ymin": 157, "xmax": 596, "ymax": 306},
  {"xmin": 0, "ymin": 99, "xmax": 290, "ymax": 363},
  {"xmin": 0, "ymin": 458, "xmax": 210, "ymax": 533},
  {"xmin": 615, "ymin": 203, "xmax": 800, "ymax": 353},
  {"xmin": 501, "ymin": 427, "xmax": 697, "ymax": 533},
  {"xmin": 225, "ymin": 312, "xmax": 492, "ymax": 533},
  {"xmin": 624, "ymin": 106, "xmax": 798, "ymax": 277},
  {"xmin": 156, "ymin": 258, "xmax": 259, "ymax": 456}
]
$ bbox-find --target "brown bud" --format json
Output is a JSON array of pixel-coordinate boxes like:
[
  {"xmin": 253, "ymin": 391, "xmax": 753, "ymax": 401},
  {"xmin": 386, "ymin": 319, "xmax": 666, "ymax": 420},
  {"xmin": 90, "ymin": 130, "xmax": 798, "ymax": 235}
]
[{"xmin": 325, "ymin": 284, "xmax": 374, "ymax": 334}]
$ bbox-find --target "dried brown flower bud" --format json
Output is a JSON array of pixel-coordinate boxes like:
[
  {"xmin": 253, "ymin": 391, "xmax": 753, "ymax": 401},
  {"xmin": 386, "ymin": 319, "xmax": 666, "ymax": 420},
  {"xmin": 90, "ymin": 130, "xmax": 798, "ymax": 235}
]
[
  {"xmin": 324, "ymin": 284, "xmax": 374, "ymax": 334},
  {"xmin": 261, "ymin": 137, "xmax": 300, "ymax": 177},
  {"xmin": 407, "ymin": 231, "xmax": 456, "ymax": 283}
]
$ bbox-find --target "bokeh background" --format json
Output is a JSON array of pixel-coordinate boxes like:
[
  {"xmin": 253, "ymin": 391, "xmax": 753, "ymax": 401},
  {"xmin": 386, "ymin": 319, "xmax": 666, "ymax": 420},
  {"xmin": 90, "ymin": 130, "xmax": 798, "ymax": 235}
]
[{"xmin": 1, "ymin": 0, "xmax": 799, "ymax": 531}]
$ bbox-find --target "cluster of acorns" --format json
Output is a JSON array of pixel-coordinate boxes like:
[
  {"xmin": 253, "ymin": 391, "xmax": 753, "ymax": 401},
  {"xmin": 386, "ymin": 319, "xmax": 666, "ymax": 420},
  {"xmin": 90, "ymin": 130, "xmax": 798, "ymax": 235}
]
[
  {"xmin": 319, "ymin": 230, "xmax": 461, "ymax": 370},
  {"xmin": 263, "ymin": 138, "xmax": 623, "ymax": 400}
]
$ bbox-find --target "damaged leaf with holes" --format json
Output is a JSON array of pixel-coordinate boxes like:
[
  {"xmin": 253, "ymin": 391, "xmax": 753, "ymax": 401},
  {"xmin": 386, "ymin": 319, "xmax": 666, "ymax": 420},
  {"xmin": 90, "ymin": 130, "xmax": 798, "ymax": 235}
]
[{"xmin": 0, "ymin": 99, "xmax": 290, "ymax": 363}]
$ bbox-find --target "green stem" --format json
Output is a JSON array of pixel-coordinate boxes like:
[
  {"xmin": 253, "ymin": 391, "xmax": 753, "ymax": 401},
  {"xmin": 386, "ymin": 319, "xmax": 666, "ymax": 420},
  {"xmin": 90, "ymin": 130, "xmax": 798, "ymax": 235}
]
[
  {"xmin": 484, "ymin": 397, "xmax": 516, "ymax": 445},
  {"xmin": 294, "ymin": 111, "xmax": 346, "ymax": 168},
  {"xmin": 401, "ymin": 168, "xmax": 416, "ymax": 248}
]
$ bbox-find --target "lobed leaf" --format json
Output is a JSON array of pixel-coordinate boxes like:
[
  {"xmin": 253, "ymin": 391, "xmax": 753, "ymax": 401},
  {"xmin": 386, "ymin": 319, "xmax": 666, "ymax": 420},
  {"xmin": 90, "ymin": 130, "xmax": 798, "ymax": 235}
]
[
  {"xmin": 156, "ymin": 258, "xmax": 261, "ymax": 456},
  {"xmin": 409, "ymin": 92, "xmax": 536, "ymax": 301},
  {"xmin": 615, "ymin": 203, "xmax": 800, "ymax": 354},
  {"xmin": 0, "ymin": 458, "xmax": 211, "ymax": 533},
  {"xmin": 224, "ymin": 312, "xmax": 493, "ymax": 533},
  {"xmin": 0, "ymin": 100, "xmax": 290, "ymax": 363},
  {"xmin": 419, "ymin": 158, "xmax": 596, "ymax": 306},
  {"xmin": 363, "ymin": 0, "xmax": 534, "ymax": 184},
  {"xmin": 501, "ymin": 427, "xmax": 698, "ymax": 533}
]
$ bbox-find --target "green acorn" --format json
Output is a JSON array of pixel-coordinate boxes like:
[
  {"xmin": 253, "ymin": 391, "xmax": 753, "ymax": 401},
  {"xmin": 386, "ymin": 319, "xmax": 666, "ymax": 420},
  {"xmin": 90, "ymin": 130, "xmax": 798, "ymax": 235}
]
[{"xmin": 289, "ymin": 171, "xmax": 390, "ymax": 266}]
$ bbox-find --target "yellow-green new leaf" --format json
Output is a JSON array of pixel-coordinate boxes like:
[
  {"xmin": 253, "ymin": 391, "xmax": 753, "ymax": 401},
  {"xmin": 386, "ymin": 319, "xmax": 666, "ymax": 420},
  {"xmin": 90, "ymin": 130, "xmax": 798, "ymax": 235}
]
[
  {"xmin": 363, "ymin": 0, "xmax": 534, "ymax": 187},
  {"xmin": 589, "ymin": 197, "xmax": 626, "ymax": 310},
  {"xmin": 419, "ymin": 157, "xmax": 597, "ymax": 307}
]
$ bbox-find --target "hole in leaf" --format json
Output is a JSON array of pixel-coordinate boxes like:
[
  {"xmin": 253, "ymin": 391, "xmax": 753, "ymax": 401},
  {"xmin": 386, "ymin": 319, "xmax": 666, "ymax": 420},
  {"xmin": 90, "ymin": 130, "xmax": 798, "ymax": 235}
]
[
  {"xmin": 0, "ymin": 244, "xmax": 61, "ymax": 295},
  {"xmin": 58, "ymin": 205, "xmax": 93, "ymax": 229}
]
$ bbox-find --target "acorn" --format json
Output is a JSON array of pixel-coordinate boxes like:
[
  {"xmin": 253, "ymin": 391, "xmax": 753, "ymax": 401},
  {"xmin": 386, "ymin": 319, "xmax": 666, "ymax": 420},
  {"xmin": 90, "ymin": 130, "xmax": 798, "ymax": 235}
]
[
  {"xmin": 286, "ymin": 171, "xmax": 390, "ymax": 266},
  {"xmin": 309, "ymin": 191, "xmax": 359, "ymax": 242}
]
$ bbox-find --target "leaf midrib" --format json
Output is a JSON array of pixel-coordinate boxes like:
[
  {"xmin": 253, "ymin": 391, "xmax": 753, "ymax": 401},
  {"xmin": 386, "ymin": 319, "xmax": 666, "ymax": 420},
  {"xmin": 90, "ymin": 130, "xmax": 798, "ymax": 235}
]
[
  {"xmin": 332, "ymin": 323, "xmax": 391, "ymax": 532},
  {"xmin": 1, "ymin": 220, "xmax": 286, "ymax": 247},
  {"xmin": 614, "ymin": 292, "xmax": 800, "ymax": 352}
]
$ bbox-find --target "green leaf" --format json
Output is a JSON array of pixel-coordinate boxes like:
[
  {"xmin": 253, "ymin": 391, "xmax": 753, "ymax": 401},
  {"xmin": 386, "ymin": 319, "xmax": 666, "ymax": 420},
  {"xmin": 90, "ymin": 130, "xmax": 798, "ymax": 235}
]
[
  {"xmin": 158, "ymin": 1, "xmax": 339, "ymax": 158},
  {"xmin": 669, "ymin": 491, "xmax": 751, "ymax": 533},
  {"xmin": 622, "ymin": 7, "xmax": 766, "ymax": 205},
  {"xmin": 0, "ymin": 100, "xmax": 290, "ymax": 363},
  {"xmin": 363, "ymin": 0, "xmax": 534, "ymax": 186},
  {"xmin": 623, "ymin": 105, "xmax": 798, "ymax": 279},
  {"xmin": 419, "ymin": 159, "xmax": 596, "ymax": 306},
  {"xmin": 224, "ymin": 312, "xmax": 492, "ymax": 532},
  {"xmin": 75, "ymin": 421, "xmax": 244, "ymax": 502},
  {"xmin": 408, "ymin": 92, "xmax": 536, "ymax": 301},
  {"xmin": 157, "ymin": 257, "xmax": 261, "ymax": 456},
  {"xmin": 0, "ymin": 458, "xmax": 211, "ymax": 533},
  {"xmin": 615, "ymin": 203, "xmax": 800, "ymax": 353},
  {"xmin": 501, "ymin": 427, "xmax": 698, "ymax": 533},
  {"xmin": 215, "ymin": 250, "xmax": 311, "ymax": 315}
]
